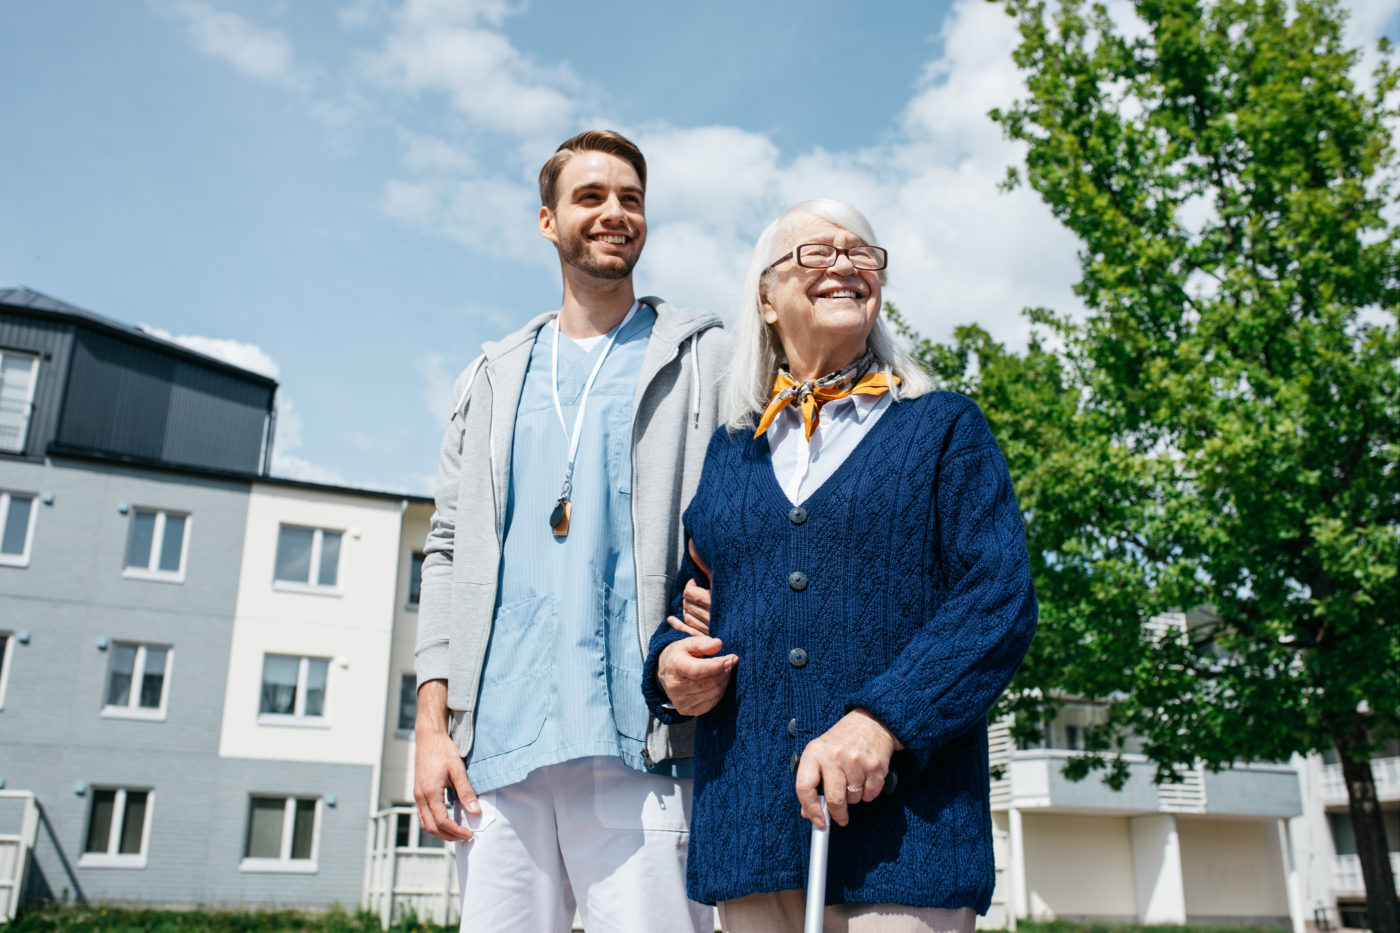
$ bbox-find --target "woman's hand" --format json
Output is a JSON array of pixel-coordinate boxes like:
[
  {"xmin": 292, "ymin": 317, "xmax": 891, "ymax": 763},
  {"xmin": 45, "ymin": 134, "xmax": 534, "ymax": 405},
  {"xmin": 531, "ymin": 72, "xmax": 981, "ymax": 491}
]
[
  {"xmin": 668, "ymin": 539, "xmax": 713, "ymax": 636},
  {"xmin": 657, "ymin": 635, "xmax": 737, "ymax": 716},
  {"xmin": 795, "ymin": 709, "xmax": 903, "ymax": 828}
]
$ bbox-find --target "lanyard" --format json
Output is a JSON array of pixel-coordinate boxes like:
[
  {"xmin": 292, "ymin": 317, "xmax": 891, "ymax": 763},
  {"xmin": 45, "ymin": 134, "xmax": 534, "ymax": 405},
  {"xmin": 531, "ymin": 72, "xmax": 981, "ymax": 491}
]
[{"xmin": 548, "ymin": 301, "xmax": 639, "ymax": 536}]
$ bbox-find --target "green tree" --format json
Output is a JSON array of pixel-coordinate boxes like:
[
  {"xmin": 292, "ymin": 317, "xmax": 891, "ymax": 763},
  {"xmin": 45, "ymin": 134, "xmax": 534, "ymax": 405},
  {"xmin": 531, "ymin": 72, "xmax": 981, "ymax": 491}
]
[{"xmin": 900, "ymin": 0, "xmax": 1400, "ymax": 924}]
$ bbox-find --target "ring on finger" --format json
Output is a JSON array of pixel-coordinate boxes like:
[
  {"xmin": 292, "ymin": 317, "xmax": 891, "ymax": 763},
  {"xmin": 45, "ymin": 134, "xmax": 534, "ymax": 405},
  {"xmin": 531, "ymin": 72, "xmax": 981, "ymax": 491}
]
[{"xmin": 846, "ymin": 785, "xmax": 863, "ymax": 794}]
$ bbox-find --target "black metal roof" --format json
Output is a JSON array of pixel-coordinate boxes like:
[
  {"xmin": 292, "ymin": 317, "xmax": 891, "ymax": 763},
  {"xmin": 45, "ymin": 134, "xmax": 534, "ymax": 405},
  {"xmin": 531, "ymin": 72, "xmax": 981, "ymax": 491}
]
[{"xmin": 0, "ymin": 286, "xmax": 278, "ymax": 388}]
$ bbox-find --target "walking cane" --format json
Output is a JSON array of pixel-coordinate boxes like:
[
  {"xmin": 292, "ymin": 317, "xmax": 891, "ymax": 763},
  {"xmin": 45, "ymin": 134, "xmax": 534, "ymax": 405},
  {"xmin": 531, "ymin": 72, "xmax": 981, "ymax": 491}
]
[{"xmin": 803, "ymin": 796, "xmax": 829, "ymax": 933}]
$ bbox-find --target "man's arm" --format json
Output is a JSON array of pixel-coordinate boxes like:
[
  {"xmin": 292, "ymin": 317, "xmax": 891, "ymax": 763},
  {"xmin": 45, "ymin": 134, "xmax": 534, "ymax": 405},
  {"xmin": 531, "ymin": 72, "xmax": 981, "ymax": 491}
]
[
  {"xmin": 413, "ymin": 679, "xmax": 478, "ymax": 842},
  {"xmin": 412, "ymin": 364, "xmax": 484, "ymax": 842}
]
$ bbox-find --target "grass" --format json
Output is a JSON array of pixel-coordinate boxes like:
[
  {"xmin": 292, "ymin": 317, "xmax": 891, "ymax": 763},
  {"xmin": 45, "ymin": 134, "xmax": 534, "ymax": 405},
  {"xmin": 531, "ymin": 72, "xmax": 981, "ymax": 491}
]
[
  {"xmin": 6, "ymin": 903, "xmax": 451, "ymax": 933},
  {"xmin": 7, "ymin": 906, "xmax": 1288, "ymax": 933},
  {"xmin": 1017, "ymin": 923, "xmax": 1285, "ymax": 933}
]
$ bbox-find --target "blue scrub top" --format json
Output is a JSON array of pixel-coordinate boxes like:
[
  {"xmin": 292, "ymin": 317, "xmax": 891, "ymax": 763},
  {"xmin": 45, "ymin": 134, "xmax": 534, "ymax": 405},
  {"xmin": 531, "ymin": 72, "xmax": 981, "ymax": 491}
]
[{"xmin": 467, "ymin": 305, "xmax": 656, "ymax": 792}]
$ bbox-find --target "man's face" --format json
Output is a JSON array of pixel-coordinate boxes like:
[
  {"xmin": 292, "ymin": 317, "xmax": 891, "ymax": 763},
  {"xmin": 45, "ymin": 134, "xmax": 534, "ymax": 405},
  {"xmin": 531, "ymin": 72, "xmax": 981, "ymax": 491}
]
[{"xmin": 539, "ymin": 151, "xmax": 646, "ymax": 281}]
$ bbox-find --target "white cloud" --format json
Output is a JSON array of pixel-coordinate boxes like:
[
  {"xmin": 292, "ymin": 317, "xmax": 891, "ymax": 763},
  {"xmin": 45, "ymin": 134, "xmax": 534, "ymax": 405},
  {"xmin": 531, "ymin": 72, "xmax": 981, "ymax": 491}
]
[
  {"xmin": 164, "ymin": 0, "xmax": 306, "ymax": 89},
  {"xmin": 417, "ymin": 350, "xmax": 457, "ymax": 421},
  {"xmin": 266, "ymin": 394, "xmax": 352, "ymax": 486},
  {"xmin": 380, "ymin": 175, "xmax": 547, "ymax": 266},
  {"xmin": 364, "ymin": 0, "xmax": 582, "ymax": 138},
  {"xmin": 626, "ymin": 0, "xmax": 1081, "ymax": 347},
  {"xmin": 270, "ymin": 452, "xmax": 352, "ymax": 486},
  {"xmin": 136, "ymin": 324, "xmax": 282, "ymax": 378},
  {"xmin": 1344, "ymin": 0, "xmax": 1400, "ymax": 49},
  {"xmin": 400, "ymin": 131, "xmax": 478, "ymax": 175}
]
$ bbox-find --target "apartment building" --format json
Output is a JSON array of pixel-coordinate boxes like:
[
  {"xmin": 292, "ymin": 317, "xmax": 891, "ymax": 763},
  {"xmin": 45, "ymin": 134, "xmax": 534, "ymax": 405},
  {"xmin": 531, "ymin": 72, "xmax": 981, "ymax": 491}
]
[
  {"xmin": 1294, "ymin": 743, "xmax": 1400, "ymax": 929},
  {"xmin": 984, "ymin": 700, "xmax": 1305, "ymax": 929},
  {"xmin": 0, "ymin": 288, "xmax": 428, "ymax": 910}
]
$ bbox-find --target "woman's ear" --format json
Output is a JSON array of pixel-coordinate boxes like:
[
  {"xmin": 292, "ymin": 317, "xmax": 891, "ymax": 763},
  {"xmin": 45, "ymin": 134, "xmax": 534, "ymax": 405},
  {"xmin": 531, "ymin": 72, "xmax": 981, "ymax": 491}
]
[{"xmin": 760, "ymin": 293, "xmax": 779, "ymax": 326}]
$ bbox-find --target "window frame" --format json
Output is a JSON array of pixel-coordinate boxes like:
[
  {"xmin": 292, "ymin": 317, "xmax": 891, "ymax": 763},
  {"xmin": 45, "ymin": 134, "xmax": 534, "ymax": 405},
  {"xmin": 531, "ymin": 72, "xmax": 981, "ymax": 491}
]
[
  {"xmin": 0, "ymin": 348, "xmax": 39, "ymax": 455},
  {"xmin": 407, "ymin": 550, "xmax": 424, "ymax": 609},
  {"xmin": 122, "ymin": 507, "xmax": 191, "ymax": 583},
  {"xmin": 100, "ymin": 642, "xmax": 173, "ymax": 721},
  {"xmin": 257, "ymin": 654, "xmax": 331, "ymax": 728},
  {"xmin": 0, "ymin": 489, "xmax": 38, "ymax": 567},
  {"xmin": 0, "ymin": 631, "xmax": 12, "ymax": 710},
  {"xmin": 239, "ymin": 795, "xmax": 321, "ymax": 873},
  {"xmin": 78, "ymin": 786, "xmax": 154, "ymax": 869},
  {"xmin": 395, "ymin": 672, "xmax": 417, "ymax": 736},
  {"xmin": 271, "ymin": 524, "xmax": 343, "ymax": 595}
]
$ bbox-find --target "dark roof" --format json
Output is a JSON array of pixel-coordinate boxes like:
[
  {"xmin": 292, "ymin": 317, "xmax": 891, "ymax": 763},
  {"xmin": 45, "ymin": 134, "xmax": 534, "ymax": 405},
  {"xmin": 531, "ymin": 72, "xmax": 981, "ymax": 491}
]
[{"xmin": 0, "ymin": 286, "xmax": 278, "ymax": 388}]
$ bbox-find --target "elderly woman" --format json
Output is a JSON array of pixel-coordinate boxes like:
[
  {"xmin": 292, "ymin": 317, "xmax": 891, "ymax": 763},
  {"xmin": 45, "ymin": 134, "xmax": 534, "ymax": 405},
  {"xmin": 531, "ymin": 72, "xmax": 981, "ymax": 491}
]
[{"xmin": 642, "ymin": 199, "xmax": 1037, "ymax": 932}]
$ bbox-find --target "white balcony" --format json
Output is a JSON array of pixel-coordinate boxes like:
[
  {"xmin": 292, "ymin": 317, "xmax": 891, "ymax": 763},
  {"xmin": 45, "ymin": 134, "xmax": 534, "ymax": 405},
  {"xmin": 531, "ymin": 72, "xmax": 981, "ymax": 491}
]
[
  {"xmin": 1321, "ymin": 755, "xmax": 1400, "ymax": 805},
  {"xmin": 1331, "ymin": 852, "xmax": 1400, "ymax": 895},
  {"xmin": 1006, "ymin": 750, "xmax": 1301, "ymax": 817}
]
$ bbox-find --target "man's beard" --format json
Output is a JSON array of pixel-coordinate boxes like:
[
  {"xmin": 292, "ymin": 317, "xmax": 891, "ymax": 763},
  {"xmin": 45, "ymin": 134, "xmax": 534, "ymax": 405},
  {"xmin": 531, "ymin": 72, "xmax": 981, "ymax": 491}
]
[{"xmin": 559, "ymin": 230, "xmax": 638, "ymax": 280}]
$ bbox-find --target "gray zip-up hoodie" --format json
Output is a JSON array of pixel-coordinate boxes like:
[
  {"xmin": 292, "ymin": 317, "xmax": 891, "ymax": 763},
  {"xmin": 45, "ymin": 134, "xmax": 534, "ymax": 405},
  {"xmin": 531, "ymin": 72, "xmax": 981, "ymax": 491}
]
[{"xmin": 416, "ymin": 297, "xmax": 730, "ymax": 767}]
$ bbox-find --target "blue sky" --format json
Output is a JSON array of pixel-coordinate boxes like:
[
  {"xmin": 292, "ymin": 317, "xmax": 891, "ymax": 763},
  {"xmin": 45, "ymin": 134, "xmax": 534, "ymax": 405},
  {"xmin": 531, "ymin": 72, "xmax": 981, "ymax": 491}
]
[{"xmin": 3, "ymin": 0, "xmax": 1396, "ymax": 493}]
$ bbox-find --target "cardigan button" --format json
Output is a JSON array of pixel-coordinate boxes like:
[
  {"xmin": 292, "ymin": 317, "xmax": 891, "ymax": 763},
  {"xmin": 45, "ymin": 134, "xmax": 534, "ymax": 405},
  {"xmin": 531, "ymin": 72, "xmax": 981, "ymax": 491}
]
[
  {"xmin": 788, "ymin": 571, "xmax": 808, "ymax": 591},
  {"xmin": 788, "ymin": 648, "xmax": 808, "ymax": 668},
  {"xmin": 789, "ymin": 506, "xmax": 808, "ymax": 525},
  {"xmin": 790, "ymin": 752, "xmax": 800, "ymax": 772},
  {"xmin": 787, "ymin": 718, "xmax": 798, "ymax": 737}
]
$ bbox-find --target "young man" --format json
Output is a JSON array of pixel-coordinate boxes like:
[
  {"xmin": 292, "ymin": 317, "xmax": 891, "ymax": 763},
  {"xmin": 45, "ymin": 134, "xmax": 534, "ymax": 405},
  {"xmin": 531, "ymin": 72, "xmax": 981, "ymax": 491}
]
[{"xmin": 412, "ymin": 130, "xmax": 727, "ymax": 933}]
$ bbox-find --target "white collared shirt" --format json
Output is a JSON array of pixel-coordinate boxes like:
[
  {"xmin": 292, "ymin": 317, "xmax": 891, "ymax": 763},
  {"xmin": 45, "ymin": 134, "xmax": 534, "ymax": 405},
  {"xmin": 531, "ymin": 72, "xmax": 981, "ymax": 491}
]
[{"xmin": 766, "ymin": 390, "xmax": 893, "ymax": 505}]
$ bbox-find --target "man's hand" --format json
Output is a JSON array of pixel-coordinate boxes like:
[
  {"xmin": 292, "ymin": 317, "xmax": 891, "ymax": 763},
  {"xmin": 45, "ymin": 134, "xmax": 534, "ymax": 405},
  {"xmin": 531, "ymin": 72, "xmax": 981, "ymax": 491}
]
[
  {"xmin": 657, "ymin": 635, "xmax": 737, "ymax": 717},
  {"xmin": 413, "ymin": 680, "xmax": 477, "ymax": 842},
  {"xmin": 668, "ymin": 539, "xmax": 713, "ymax": 637},
  {"xmin": 794, "ymin": 709, "xmax": 903, "ymax": 829}
]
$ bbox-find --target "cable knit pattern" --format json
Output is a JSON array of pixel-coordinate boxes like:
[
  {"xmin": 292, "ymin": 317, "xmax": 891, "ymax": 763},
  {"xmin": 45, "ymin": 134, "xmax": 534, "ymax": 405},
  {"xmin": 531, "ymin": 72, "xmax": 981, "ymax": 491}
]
[{"xmin": 643, "ymin": 390, "xmax": 1037, "ymax": 910}]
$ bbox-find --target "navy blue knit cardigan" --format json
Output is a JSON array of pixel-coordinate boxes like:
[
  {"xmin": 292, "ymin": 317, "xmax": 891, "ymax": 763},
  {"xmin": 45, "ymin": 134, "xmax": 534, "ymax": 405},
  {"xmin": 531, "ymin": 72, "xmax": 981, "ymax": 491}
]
[{"xmin": 643, "ymin": 390, "xmax": 1037, "ymax": 910}]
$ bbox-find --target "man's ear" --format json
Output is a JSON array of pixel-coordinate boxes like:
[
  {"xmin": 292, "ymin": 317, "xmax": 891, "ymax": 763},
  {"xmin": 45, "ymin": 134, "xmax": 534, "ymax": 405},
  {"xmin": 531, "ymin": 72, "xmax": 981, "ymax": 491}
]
[{"xmin": 539, "ymin": 205, "xmax": 558, "ymax": 244}]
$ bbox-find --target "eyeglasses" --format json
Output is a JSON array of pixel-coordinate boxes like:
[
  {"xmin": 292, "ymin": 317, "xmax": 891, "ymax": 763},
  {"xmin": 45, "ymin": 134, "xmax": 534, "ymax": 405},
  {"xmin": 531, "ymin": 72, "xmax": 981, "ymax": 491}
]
[{"xmin": 766, "ymin": 243, "xmax": 888, "ymax": 272}]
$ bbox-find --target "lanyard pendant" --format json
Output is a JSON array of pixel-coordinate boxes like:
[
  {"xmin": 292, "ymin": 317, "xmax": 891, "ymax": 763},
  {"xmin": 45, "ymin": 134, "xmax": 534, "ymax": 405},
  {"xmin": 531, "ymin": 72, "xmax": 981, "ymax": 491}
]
[
  {"xmin": 550, "ymin": 497, "xmax": 571, "ymax": 537},
  {"xmin": 550, "ymin": 472, "xmax": 573, "ymax": 538}
]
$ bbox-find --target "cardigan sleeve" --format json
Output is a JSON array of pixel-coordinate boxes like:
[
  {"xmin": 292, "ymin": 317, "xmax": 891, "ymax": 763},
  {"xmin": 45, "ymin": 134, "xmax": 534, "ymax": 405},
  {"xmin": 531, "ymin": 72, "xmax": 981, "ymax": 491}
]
[{"xmin": 845, "ymin": 400, "xmax": 1037, "ymax": 771}]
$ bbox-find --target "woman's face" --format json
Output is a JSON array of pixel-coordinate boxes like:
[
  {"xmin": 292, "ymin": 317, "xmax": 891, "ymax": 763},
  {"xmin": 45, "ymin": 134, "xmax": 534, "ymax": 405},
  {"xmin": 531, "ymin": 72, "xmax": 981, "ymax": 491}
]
[{"xmin": 760, "ymin": 213, "xmax": 882, "ymax": 378}]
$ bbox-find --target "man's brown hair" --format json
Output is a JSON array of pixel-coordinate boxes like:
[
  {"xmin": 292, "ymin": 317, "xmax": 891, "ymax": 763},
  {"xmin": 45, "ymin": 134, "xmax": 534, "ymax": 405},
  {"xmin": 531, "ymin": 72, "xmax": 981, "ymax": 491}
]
[{"xmin": 538, "ymin": 129, "xmax": 647, "ymax": 210}]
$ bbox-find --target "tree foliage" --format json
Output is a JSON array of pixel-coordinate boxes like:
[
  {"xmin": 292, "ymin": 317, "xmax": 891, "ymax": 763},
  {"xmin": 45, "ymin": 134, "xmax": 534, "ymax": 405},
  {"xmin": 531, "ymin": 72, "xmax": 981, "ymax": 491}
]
[{"xmin": 895, "ymin": 0, "xmax": 1399, "ymax": 920}]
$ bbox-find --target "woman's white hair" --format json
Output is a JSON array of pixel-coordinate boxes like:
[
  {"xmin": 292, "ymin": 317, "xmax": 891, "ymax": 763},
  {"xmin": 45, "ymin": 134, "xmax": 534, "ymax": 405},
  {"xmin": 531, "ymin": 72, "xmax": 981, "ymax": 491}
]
[{"xmin": 724, "ymin": 198, "xmax": 934, "ymax": 430}]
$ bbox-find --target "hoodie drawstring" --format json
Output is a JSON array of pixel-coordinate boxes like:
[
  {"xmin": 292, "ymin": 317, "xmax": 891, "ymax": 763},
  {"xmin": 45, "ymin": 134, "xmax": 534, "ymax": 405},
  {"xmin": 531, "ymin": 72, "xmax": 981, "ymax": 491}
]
[{"xmin": 689, "ymin": 332, "xmax": 701, "ymax": 428}]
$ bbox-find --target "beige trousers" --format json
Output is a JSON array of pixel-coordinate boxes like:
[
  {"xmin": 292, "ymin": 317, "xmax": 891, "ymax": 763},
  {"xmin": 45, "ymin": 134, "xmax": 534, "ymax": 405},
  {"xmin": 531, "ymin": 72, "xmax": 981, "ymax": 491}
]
[{"xmin": 718, "ymin": 889, "xmax": 977, "ymax": 933}]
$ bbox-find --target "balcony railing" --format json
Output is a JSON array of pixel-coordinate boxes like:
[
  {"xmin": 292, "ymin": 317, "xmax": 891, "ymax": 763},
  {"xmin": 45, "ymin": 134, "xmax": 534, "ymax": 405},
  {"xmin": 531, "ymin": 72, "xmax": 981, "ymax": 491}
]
[
  {"xmin": 1005, "ymin": 750, "xmax": 1301, "ymax": 816},
  {"xmin": 1331, "ymin": 852, "xmax": 1400, "ymax": 894},
  {"xmin": 0, "ymin": 791, "xmax": 39, "ymax": 922},
  {"xmin": 1321, "ymin": 755, "xmax": 1400, "ymax": 804},
  {"xmin": 364, "ymin": 807, "xmax": 458, "ymax": 929}
]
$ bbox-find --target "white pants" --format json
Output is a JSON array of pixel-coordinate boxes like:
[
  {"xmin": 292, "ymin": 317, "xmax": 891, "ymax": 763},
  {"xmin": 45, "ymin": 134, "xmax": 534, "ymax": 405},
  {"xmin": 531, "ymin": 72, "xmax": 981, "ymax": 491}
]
[{"xmin": 454, "ymin": 755, "xmax": 711, "ymax": 933}]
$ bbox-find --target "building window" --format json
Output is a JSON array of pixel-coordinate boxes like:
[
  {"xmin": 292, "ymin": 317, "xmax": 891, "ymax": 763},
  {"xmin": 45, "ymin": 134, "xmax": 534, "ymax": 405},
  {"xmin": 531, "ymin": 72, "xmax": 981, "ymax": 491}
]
[
  {"xmin": 394, "ymin": 811, "xmax": 443, "ymax": 850},
  {"xmin": 102, "ymin": 643, "xmax": 171, "ymax": 720},
  {"xmin": 258, "ymin": 655, "xmax": 329, "ymax": 724},
  {"xmin": 0, "ymin": 490, "xmax": 36, "ymax": 567},
  {"xmin": 241, "ymin": 796, "xmax": 319, "ymax": 872},
  {"xmin": 397, "ymin": 673, "xmax": 417, "ymax": 733},
  {"xmin": 0, "ymin": 349, "xmax": 38, "ymax": 454},
  {"xmin": 123, "ymin": 509, "xmax": 189, "ymax": 582},
  {"xmin": 407, "ymin": 551, "xmax": 424, "ymax": 608},
  {"xmin": 273, "ymin": 525, "xmax": 341, "ymax": 591},
  {"xmin": 80, "ymin": 787, "xmax": 152, "ymax": 868},
  {"xmin": 0, "ymin": 632, "xmax": 11, "ymax": 710}
]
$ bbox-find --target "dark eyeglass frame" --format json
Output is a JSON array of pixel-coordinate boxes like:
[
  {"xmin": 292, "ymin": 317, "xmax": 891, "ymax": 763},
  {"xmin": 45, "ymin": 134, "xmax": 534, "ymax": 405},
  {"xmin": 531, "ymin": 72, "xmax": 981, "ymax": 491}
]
[{"xmin": 765, "ymin": 243, "xmax": 888, "ymax": 273}]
